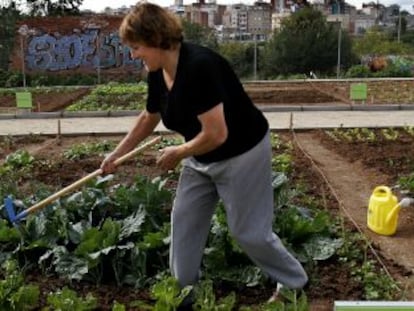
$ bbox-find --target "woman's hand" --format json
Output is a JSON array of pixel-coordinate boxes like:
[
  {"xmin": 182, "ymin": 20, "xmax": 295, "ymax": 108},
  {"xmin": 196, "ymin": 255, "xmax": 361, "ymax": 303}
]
[
  {"xmin": 157, "ymin": 146, "xmax": 183, "ymax": 171},
  {"xmin": 100, "ymin": 152, "xmax": 119, "ymax": 174}
]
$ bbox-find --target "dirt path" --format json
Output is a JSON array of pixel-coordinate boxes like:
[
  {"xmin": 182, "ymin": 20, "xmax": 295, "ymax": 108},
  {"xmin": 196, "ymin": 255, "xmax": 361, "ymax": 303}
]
[{"xmin": 294, "ymin": 131, "xmax": 414, "ymax": 298}]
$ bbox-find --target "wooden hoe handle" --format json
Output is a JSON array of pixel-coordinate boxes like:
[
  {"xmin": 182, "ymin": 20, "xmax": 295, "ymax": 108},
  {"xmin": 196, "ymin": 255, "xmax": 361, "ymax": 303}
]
[{"xmin": 25, "ymin": 136, "xmax": 161, "ymax": 215}]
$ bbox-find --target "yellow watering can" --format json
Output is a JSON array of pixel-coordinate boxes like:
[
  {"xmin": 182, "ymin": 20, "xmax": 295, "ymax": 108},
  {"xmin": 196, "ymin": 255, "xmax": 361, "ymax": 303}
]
[{"xmin": 367, "ymin": 186, "xmax": 413, "ymax": 236}]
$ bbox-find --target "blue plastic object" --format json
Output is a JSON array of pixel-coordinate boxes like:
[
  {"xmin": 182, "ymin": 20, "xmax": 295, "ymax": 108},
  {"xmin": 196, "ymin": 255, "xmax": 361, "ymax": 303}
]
[{"xmin": 4, "ymin": 196, "xmax": 28, "ymax": 223}]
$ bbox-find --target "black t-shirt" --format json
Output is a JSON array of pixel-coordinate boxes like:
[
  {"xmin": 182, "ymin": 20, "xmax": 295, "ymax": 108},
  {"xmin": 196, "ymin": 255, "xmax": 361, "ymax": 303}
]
[{"xmin": 147, "ymin": 42, "xmax": 268, "ymax": 163}]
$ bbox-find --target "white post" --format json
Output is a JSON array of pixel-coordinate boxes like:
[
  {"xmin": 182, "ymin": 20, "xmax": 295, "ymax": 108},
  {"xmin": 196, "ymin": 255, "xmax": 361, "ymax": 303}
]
[
  {"xmin": 18, "ymin": 25, "xmax": 29, "ymax": 88},
  {"xmin": 336, "ymin": 1, "xmax": 341, "ymax": 79},
  {"xmin": 20, "ymin": 36, "xmax": 26, "ymax": 88},
  {"xmin": 397, "ymin": 10, "xmax": 401, "ymax": 43},
  {"xmin": 97, "ymin": 32, "xmax": 101, "ymax": 84},
  {"xmin": 337, "ymin": 22, "xmax": 341, "ymax": 79},
  {"xmin": 253, "ymin": 33, "xmax": 257, "ymax": 80}
]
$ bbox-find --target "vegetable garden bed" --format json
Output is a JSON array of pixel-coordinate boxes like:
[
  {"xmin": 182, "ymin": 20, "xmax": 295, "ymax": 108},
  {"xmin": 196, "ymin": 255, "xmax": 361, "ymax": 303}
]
[{"xmin": 0, "ymin": 128, "xmax": 413, "ymax": 310}]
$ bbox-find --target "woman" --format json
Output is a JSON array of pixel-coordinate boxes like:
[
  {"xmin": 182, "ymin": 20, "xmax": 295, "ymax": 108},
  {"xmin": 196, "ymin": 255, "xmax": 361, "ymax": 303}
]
[{"xmin": 100, "ymin": 1, "xmax": 308, "ymax": 305}]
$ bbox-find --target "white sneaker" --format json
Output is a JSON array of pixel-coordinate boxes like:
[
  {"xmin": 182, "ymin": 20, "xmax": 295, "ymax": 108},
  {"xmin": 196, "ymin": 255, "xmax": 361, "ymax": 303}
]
[{"xmin": 267, "ymin": 282, "xmax": 284, "ymax": 303}]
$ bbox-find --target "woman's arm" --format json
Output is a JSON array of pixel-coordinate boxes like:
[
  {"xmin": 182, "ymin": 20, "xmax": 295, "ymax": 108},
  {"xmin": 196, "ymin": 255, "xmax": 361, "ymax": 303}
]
[
  {"xmin": 101, "ymin": 110, "xmax": 161, "ymax": 173},
  {"xmin": 157, "ymin": 103, "xmax": 227, "ymax": 170}
]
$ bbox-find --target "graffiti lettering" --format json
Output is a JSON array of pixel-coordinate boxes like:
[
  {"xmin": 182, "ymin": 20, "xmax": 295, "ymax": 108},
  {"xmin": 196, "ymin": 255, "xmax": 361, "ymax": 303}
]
[{"xmin": 26, "ymin": 30, "xmax": 140, "ymax": 71}]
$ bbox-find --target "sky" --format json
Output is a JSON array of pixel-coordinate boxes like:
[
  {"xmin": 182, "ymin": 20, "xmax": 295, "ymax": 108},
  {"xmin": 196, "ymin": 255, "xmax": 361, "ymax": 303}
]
[{"xmin": 80, "ymin": 0, "xmax": 414, "ymax": 13}]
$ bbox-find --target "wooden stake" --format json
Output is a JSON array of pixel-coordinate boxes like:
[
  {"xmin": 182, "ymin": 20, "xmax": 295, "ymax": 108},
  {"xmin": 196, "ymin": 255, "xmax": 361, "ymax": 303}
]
[{"xmin": 57, "ymin": 119, "xmax": 61, "ymax": 146}]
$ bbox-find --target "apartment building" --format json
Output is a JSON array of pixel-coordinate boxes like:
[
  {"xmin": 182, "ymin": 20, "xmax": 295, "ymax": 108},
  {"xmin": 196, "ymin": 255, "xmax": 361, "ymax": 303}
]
[{"xmin": 168, "ymin": 0, "xmax": 411, "ymax": 40}]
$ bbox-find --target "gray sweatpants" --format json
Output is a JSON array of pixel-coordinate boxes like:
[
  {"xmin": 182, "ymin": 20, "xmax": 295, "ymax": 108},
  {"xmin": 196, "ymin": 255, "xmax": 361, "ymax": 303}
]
[{"xmin": 170, "ymin": 131, "xmax": 308, "ymax": 289}]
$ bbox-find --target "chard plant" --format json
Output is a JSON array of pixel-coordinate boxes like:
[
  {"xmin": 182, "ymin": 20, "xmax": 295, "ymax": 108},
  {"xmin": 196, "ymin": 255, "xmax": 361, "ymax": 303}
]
[
  {"xmin": 271, "ymin": 133, "xmax": 293, "ymax": 174},
  {"xmin": 5, "ymin": 150, "xmax": 34, "ymax": 170},
  {"xmin": 261, "ymin": 288, "xmax": 308, "ymax": 311},
  {"xmin": 272, "ymin": 154, "xmax": 292, "ymax": 174},
  {"xmin": 398, "ymin": 172, "xmax": 414, "ymax": 194},
  {"xmin": 325, "ymin": 128, "xmax": 377, "ymax": 143},
  {"xmin": 324, "ymin": 130, "xmax": 341, "ymax": 142},
  {"xmin": 193, "ymin": 279, "xmax": 236, "ymax": 311},
  {"xmin": 68, "ymin": 82, "xmax": 147, "ymax": 112},
  {"xmin": 44, "ymin": 287, "xmax": 97, "ymax": 311},
  {"xmin": 359, "ymin": 128, "xmax": 377, "ymax": 142},
  {"xmin": 334, "ymin": 128, "xmax": 354, "ymax": 143},
  {"xmin": 0, "ymin": 149, "xmax": 38, "ymax": 204},
  {"xmin": 151, "ymin": 277, "xmax": 192, "ymax": 311},
  {"xmin": 111, "ymin": 301, "xmax": 127, "ymax": 310},
  {"xmin": 0, "ymin": 260, "xmax": 40, "ymax": 310},
  {"xmin": 0, "ymin": 135, "xmax": 14, "ymax": 154},
  {"xmin": 404, "ymin": 126, "xmax": 414, "ymax": 137},
  {"xmin": 63, "ymin": 140, "xmax": 116, "ymax": 160},
  {"xmin": 351, "ymin": 259, "xmax": 399, "ymax": 300},
  {"xmin": 381, "ymin": 128, "xmax": 399, "ymax": 141},
  {"xmin": 156, "ymin": 136, "xmax": 185, "ymax": 149},
  {"xmin": 337, "ymin": 229, "xmax": 400, "ymax": 300}
]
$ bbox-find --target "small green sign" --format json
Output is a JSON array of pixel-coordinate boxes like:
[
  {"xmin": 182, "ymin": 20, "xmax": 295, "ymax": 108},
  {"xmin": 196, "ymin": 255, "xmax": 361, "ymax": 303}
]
[
  {"xmin": 350, "ymin": 83, "xmax": 368, "ymax": 101},
  {"xmin": 335, "ymin": 301, "xmax": 414, "ymax": 310},
  {"xmin": 16, "ymin": 92, "xmax": 33, "ymax": 109}
]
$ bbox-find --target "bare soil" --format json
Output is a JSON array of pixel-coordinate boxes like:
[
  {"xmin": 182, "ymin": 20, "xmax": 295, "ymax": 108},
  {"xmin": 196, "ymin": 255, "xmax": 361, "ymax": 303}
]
[
  {"xmin": 0, "ymin": 87, "xmax": 91, "ymax": 112},
  {"xmin": 0, "ymin": 80, "xmax": 413, "ymax": 112},
  {"xmin": 1, "ymin": 81, "xmax": 414, "ymax": 309},
  {"xmin": 2, "ymin": 128, "xmax": 414, "ymax": 310}
]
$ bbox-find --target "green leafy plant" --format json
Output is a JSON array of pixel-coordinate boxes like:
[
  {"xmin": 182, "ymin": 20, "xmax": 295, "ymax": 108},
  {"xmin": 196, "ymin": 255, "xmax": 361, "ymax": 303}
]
[
  {"xmin": 274, "ymin": 205, "xmax": 341, "ymax": 262},
  {"xmin": 151, "ymin": 276, "xmax": 192, "ymax": 311},
  {"xmin": 5, "ymin": 150, "xmax": 34, "ymax": 169},
  {"xmin": 155, "ymin": 136, "xmax": 185, "ymax": 149},
  {"xmin": 337, "ymin": 231, "xmax": 399, "ymax": 300},
  {"xmin": 345, "ymin": 64, "xmax": 372, "ymax": 78},
  {"xmin": 381, "ymin": 128, "xmax": 399, "ymax": 141},
  {"xmin": 193, "ymin": 279, "xmax": 236, "ymax": 311},
  {"xmin": 0, "ymin": 219, "xmax": 21, "ymax": 265},
  {"xmin": 0, "ymin": 260, "xmax": 40, "ymax": 310},
  {"xmin": 404, "ymin": 126, "xmax": 414, "ymax": 137},
  {"xmin": 398, "ymin": 172, "xmax": 414, "ymax": 194},
  {"xmin": 272, "ymin": 153, "xmax": 292, "ymax": 173},
  {"xmin": 325, "ymin": 128, "xmax": 377, "ymax": 144},
  {"xmin": 68, "ymin": 82, "xmax": 147, "ymax": 111},
  {"xmin": 351, "ymin": 259, "xmax": 399, "ymax": 300},
  {"xmin": 359, "ymin": 128, "xmax": 377, "ymax": 142},
  {"xmin": 263, "ymin": 288, "xmax": 308, "ymax": 311},
  {"xmin": 111, "ymin": 301, "xmax": 126, "ymax": 310},
  {"xmin": 324, "ymin": 130, "xmax": 341, "ymax": 142},
  {"xmin": 271, "ymin": 133, "xmax": 293, "ymax": 173},
  {"xmin": 44, "ymin": 287, "xmax": 97, "ymax": 311},
  {"xmin": 63, "ymin": 140, "xmax": 116, "ymax": 160}
]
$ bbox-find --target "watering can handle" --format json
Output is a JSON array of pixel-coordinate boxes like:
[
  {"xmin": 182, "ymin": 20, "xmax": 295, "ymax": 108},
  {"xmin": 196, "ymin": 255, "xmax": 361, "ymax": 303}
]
[
  {"xmin": 373, "ymin": 185, "xmax": 392, "ymax": 197},
  {"xmin": 23, "ymin": 136, "xmax": 161, "ymax": 215}
]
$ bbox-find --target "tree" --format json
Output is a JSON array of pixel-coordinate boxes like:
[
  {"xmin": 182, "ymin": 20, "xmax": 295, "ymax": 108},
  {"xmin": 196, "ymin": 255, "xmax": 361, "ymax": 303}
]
[
  {"xmin": 219, "ymin": 41, "xmax": 254, "ymax": 78},
  {"xmin": 261, "ymin": 7, "xmax": 354, "ymax": 78},
  {"xmin": 0, "ymin": 1, "xmax": 21, "ymax": 70},
  {"xmin": 353, "ymin": 28, "xmax": 410, "ymax": 56},
  {"xmin": 181, "ymin": 19, "xmax": 218, "ymax": 51},
  {"xmin": 26, "ymin": 0, "xmax": 83, "ymax": 16},
  {"xmin": 400, "ymin": 30, "xmax": 414, "ymax": 47}
]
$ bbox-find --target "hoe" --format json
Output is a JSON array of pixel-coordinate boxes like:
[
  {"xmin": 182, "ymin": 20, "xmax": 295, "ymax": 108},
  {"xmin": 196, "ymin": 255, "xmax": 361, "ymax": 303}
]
[{"xmin": 4, "ymin": 136, "xmax": 161, "ymax": 224}]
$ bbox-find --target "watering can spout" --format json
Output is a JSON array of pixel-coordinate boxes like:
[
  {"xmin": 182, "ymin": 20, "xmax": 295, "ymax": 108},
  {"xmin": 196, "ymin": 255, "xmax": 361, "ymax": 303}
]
[
  {"xmin": 385, "ymin": 198, "xmax": 414, "ymax": 228},
  {"xmin": 384, "ymin": 203, "xmax": 401, "ymax": 227}
]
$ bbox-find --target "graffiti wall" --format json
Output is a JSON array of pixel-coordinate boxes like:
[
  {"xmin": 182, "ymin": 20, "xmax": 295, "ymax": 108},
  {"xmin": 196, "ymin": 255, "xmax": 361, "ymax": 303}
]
[
  {"xmin": 10, "ymin": 15, "xmax": 142, "ymax": 75},
  {"xmin": 25, "ymin": 29, "xmax": 138, "ymax": 71}
]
